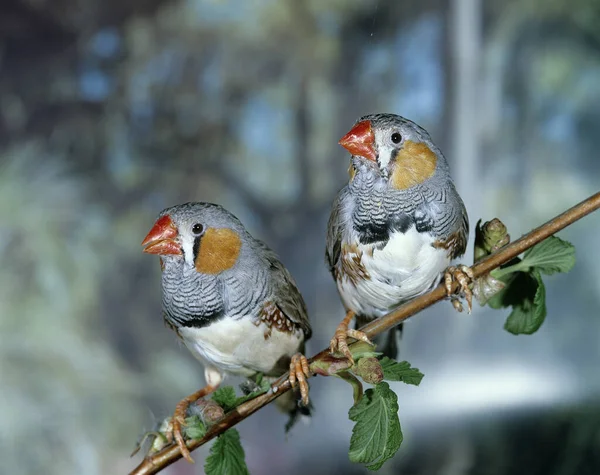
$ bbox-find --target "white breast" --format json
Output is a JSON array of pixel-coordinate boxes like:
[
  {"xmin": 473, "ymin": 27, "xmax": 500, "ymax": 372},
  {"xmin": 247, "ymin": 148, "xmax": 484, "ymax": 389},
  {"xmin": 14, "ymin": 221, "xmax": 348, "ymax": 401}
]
[
  {"xmin": 178, "ymin": 316, "xmax": 304, "ymax": 378},
  {"xmin": 338, "ymin": 227, "xmax": 450, "ymax": 317}
]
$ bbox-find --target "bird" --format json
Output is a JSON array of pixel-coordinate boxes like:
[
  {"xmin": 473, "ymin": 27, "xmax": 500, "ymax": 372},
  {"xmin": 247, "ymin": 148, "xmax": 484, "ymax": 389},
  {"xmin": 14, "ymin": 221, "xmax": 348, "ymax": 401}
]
[
  {"xmin": 141, "ymin": 202, "xmax": 312, "ymax": 463},
  {"xmin": 325, "ymin": 113, "xmax": 472, "ymax": 362}
]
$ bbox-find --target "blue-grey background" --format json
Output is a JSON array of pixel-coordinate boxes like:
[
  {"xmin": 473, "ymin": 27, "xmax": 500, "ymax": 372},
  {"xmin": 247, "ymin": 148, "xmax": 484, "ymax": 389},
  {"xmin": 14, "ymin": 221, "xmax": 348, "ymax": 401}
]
[{"xmin": 1, "ymin": 0, "xmax": 600, "ymax": 474}]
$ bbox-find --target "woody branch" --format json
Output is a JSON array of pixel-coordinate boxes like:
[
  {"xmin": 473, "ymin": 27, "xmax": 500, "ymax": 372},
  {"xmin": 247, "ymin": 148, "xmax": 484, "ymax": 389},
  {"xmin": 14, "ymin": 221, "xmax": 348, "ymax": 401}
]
[{"xmin": 130, "ymin": 191, "xmax": 600, "ymax": 475}]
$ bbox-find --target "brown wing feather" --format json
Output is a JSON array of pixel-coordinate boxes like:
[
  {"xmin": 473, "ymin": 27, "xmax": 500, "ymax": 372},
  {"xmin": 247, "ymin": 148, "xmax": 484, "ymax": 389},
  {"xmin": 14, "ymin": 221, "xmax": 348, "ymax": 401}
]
[
  {"xmin": 326, "ymin": 189, "xmax": 372, "ymax": 286},
  {"xmin": 257, "ymin": 241, "xmax": 312, "ymax": 340},
  {"xmin": 326, "ymin": 189, "xmax": 346, "ymax": 278}
]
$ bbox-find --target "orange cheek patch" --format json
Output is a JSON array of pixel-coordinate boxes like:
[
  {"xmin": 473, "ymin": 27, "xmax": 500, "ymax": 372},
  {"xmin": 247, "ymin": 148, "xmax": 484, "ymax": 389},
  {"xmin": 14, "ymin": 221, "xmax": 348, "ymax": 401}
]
[
  {"xmin": 391, "ymin": 140, "xmax": 437, "ymax": 190},
  {"xmin": 195, "ymin": 227, "xmax": 242, "ymax": 274}
]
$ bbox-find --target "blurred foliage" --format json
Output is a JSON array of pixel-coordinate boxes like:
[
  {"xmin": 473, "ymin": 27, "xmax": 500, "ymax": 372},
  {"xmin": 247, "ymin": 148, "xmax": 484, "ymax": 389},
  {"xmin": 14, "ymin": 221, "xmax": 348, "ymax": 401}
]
[{"xmin": 0, "ymin": 148, "xmax": 140, "ymax": 474}]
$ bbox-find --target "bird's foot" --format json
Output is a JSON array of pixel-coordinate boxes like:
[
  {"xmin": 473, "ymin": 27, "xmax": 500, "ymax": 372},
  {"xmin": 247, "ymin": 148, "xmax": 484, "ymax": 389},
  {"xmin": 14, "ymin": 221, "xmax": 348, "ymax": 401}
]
[
  {"xmin": 329, "ymin": 311, "xmax": 372, "ymax": 364},
  {"xmin": 444, "ymin": 265, "xmax": 474, "ymax": 313},
  {"xmin": 166, "ymin": 385, "xmax": 217, "ymax": 463},
  {"xmin": 288, "ymin": 353, "xmax": 311, "ymax": 406}
]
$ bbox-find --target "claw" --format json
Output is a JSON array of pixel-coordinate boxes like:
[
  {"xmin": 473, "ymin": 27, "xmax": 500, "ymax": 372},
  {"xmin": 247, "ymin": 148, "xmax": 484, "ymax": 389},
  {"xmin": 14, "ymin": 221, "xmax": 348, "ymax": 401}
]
[
  {"xmin": 451, "ymin": 298, "xmax": 464, "ymax": 313},
  {"xmin": 444, "ymin": 265, "xmax": 474, "ymax": 314},
  {"xmin": 329, "ymin": 311, "xmax": 372, "ymax": 364},
  {"xmin": 330, "ymin": 331, "xmax": 353, "ymax": 362},
  {"xmin": 288, "ymin": 353, "xmax": 311, "ymax": 406},
  {"xmin": 172, "ymin": 406, "xmax": 191, "ymax": 463},
  {"xmin": 167, "ymin": 385, "xmax": 218, "ymax": 463},
  {"xmin": 346, "ymin": 328, "xmax": 372, "ymax": 343}
]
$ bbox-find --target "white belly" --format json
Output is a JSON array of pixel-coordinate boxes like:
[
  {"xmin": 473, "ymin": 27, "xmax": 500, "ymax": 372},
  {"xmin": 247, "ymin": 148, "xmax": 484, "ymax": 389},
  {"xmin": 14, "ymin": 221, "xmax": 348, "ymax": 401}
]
[
  {"xmin": 178, "ymin": 316, "xmax": 303, "ymax": 378},
  {"xmin": 338, "ymin": 228, "xmax": 449, "ymax": 317}
]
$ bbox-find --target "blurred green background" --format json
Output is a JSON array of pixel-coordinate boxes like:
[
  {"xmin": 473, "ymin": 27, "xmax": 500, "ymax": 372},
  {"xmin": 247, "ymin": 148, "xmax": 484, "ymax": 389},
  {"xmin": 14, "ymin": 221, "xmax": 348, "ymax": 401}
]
[{"xmin": 1, "ymin": 0, "xmax": 600, "ymax": 474}]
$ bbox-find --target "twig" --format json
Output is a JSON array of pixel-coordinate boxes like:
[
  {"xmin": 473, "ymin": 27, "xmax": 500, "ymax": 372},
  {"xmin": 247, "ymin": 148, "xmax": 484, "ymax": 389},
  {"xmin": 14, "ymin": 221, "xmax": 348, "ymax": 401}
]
[{"xmin": 130, "ymin": 191, "xmax": 600, "ymax": 475}]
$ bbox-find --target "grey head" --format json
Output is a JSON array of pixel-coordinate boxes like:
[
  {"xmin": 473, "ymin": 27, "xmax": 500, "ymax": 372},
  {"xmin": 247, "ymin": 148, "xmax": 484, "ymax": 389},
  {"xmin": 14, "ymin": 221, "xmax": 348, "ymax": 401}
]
[
  {"xmin": 340, "ymin": 113, "xmax": 451, "ymax": 184},
  {"xmin": 151, "ymin": 202, "xmax": 254, "ymax": 270},
  {"xmin": 142, "ymin": 202, "xmax": 267, "ymax": 328}
]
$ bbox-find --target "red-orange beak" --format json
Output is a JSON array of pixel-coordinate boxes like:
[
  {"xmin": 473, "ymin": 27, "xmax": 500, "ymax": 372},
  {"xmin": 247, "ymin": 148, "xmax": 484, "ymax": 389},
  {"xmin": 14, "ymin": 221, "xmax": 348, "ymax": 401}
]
[
  {"xmin": 142, "ymin": 215, "xmax": 182, "ymax": 255},
  {"xmin": 338, "ymin": 120, "xmax": 377, "ymax": 162}
]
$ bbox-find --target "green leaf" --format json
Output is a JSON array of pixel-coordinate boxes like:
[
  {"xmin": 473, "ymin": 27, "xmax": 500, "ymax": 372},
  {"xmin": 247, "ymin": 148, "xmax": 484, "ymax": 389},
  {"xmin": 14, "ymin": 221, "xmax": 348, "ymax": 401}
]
[
  {"xmin": 472, "ymin": 273, "xmax": 506, "ymax": 306},
  {"xmin": 183, "ymin": 415, "xmax": 207, "ymax": 440},
  {"xmin": 489, "ymin": 254, "xmax": 523, "ymax": 279},
  {"xmin": 521, "ymin": 236, "xmax": 575, "ymax": 275},
  {"xmin": 212, "ymin": 386, "xmax": 238, "ymax": 411},
  {"xmin": 204, "ymin": 429, "xmax": 250, "ymax": 475},
  {"xmin": 487, "ymin": 271, "xmax": 531, "ymax": 310},
  {"xmin": 504, "ymin": 270, "xmax": 547, "ymax": 335},
  {"xmin": 379, "ymin": 358, "xmax": 424, "ymax": 386},
  {"xmin": 348, "ymin": 382, "xmax": 403, "ymax": 470}
]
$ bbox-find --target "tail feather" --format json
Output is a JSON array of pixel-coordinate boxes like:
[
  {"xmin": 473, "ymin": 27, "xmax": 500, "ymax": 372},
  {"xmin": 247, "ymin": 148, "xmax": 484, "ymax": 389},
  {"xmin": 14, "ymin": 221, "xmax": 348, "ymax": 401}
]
[
  {"xmin": 284, "ymin": 398, "xmax": 312, "ymax": 433},
  {"xmin": 268, "ymin": 377, "xmax": 312, "ymax": 432}
]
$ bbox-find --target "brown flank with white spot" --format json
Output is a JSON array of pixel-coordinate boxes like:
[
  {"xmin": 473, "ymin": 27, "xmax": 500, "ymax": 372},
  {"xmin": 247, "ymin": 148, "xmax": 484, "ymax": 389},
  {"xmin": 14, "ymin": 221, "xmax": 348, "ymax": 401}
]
[
  {"xmin": 432, "ymin": 228, "xmax": 467, "ymax": 260},
  {"xmin": 337, "ymin": 243, "xmax": 371, "ymax": 286},
  {"xmin": 256, "ymin": 301, "xmax": 300, "ymax": 340}
]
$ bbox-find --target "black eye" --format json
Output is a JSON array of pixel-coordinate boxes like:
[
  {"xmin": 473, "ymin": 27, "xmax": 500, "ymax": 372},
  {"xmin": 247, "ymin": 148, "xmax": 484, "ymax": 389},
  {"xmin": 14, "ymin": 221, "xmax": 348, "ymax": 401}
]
[
  {"xmin": 391, "ymin": 132, "xmax": 402, "ymax": 144},
  {"xmin": 192, "ymin": 223, "xmax": 204, "ymax": 235}
]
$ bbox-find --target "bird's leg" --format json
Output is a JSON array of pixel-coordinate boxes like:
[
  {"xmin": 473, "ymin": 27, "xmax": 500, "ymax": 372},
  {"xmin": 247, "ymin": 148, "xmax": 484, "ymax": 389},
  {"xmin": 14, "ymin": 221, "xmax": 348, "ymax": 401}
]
[
  {"xmin": 288, "ymin": 353, "xmax": 311, "ymax": 406},
  {"xmin": 329, "ymin": 310, "xmax": 372, "ymax": 364},
  {"xmin": 167, "ymin": 384, "xmax": 218, "ymax": 463},
  {"xmin": 444, "ymin": 265, "xmax": 474, "ymax": 313}
]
